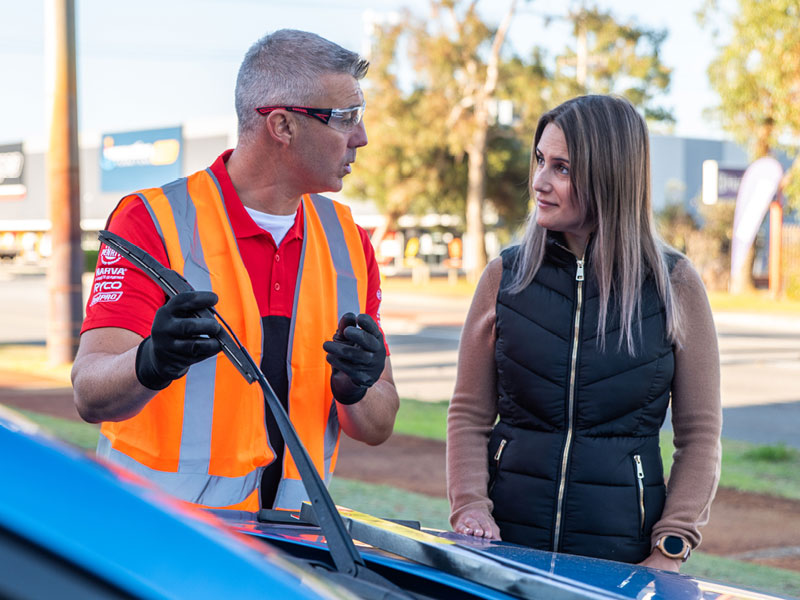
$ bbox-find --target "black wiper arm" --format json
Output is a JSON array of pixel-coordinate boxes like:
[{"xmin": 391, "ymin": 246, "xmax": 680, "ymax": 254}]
[
  {"xmin": 97, "ymin": 230, "xmax": 365, "ymax": 576},
  {"xmin": 98, "ymin": 231, "xmax": 255, "ymax": 384}
]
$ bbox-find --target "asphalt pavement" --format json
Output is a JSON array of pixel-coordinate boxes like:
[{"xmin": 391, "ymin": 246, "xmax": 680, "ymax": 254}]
[{"xmin": 2, "ymin": 264, "xmax": 800, "ymax": 448}]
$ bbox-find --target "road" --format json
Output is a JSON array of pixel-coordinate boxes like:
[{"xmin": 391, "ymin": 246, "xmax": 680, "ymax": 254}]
[{"xmin": 2, "ymin": 264, "xmax": 800, "ymax": 448}]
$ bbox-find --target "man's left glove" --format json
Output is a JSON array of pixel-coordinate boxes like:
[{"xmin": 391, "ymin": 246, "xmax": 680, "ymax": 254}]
[
  {"xmin": 135, "ymin": 291, "xmax": 223, "ymax": 391},
  {"xmin": 322, "ymin": 313, "xmax": 386, "ymax": 405}
]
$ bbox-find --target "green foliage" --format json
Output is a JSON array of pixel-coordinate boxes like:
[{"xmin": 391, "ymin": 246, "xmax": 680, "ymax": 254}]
[
  {"xmin": 14, "ymin": 408, "xmax": 99, "ymax": 450},
  {"xmin": 700, "ymin": 0, "xmax": 800, "ymax": 209},
  {"xmin": 675, "ymin": 201, "xmax": 736, "ymax": 291},
  {"xmin": 394, "ymin": 399, "xmax": 449, "ymax": 441},
  {"xmin": 655, "ymin": 199, "xmax": 699, "ymax": 253},
  {"xmin": 684, "ymin": 552, "xmax": 800, "ymax": 598},
  {"xmin": 329, "ymin": 478, "xmax": 451, "ymax": 531},
  {"xmin": 742, "ymin": 443, "xmax": 797, "ymax": 462},
  {"xmin": 554, "ymin": 6, "xmax": 673, "ymax": 123},
  {"xmin": 350, "ymin": 0, "xmax": 675, "ymax": 239},
  {"xmin": 662, "ymin": 433, "xmax": 800, "ymax": 501},
  {"xmin": 84, "ymin": 249, "xmax": 99, "ymax": 273}
]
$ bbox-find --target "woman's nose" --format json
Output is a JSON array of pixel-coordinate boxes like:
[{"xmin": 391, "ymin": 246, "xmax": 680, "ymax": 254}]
[{"xmin": 532, "ymin": 168, "xmax": 549, "ymax": 192}]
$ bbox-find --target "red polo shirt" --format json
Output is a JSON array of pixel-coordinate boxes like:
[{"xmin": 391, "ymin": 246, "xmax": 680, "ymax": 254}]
[{"xmin": 82, "ymin": 150, "xmax": 385, "ymax": 344}]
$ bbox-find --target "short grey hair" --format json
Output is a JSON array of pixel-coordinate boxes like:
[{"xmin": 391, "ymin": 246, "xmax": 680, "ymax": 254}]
[{"xmin": 235, "ymin": 29, "xmax": 369, "ymax": 139}]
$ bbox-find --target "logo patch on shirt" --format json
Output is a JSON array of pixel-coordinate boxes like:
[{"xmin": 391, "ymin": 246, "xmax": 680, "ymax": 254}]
[
  {"xmin": 90, "ymin": 291, "xmax": 123, "ymax": 306},
  {"xmin": 100, "ymin": 246, "xmax": 122, "ymax": 265},
  {"xmin": 93, "ymin": 280, "xmax": 123, "ymax": 293}
]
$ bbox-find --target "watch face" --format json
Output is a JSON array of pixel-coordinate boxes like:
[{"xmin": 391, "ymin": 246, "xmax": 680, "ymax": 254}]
[{"xmin": 663, "ymin": 536, "xmax": 685, "ymax": 555}]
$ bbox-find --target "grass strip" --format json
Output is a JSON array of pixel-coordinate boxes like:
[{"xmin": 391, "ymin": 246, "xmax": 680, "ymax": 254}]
[
  {"xmin": 13, "ymin": 408, "xmax": 99, "ymax": 450},
  {"xmin": 329, "ymin": 477, "xmax": 451, "ymax": 531},
  {"xmin": 394, "ymin": 399, "xmax": 449, "ymax": 441},
  {"xmin": 660, "ymin": 433, "xmax": 800, "ymax": 501},
  {"xmin": 684, "ymin": 552, "xmax": 800, "ymax": 598}
]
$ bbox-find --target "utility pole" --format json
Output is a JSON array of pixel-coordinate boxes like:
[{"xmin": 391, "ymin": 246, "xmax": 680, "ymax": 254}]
[{"xmin": 46, "ymin": 0, "xmax": 83, "ymax": 364}]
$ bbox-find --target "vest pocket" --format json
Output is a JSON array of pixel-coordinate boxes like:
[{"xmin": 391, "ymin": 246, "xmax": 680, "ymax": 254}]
[
  {"xmin": 488, "ymin": 438, "xmax": 508, "ymax": 495},
  {"xmin": 633, "ymin": 454, "xmax": 645, "ymax": 537}
]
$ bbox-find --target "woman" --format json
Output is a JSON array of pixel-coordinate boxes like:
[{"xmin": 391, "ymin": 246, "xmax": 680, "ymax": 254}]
[{"xmin": 446, "ymin": 95, "xmax": 721, "ymax": 571}]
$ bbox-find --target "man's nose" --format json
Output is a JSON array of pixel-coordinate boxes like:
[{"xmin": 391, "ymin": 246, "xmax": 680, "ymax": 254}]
[{"xmin": 349, "ymin": 120, "xmax": 368, "ymax": 148}]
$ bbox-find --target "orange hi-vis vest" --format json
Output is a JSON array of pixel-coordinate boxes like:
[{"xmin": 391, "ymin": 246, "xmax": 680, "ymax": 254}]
[{"xmin": 97, "ymin": 168, "xmax": 368, "ymax": 511}]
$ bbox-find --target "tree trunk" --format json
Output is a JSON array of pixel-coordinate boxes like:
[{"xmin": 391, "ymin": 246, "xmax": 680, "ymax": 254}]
[
  {"xmin": 461, "ymin": 0, "xmax": 517, "ymax": 283},
  {"xmin": 465, "ymin": 126, "xmax": 488, "ymax": 282}
]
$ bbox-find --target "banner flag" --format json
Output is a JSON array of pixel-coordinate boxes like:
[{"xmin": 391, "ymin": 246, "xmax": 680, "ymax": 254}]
[{"xmin": 730, "ymin": 157, "xmax": 784, "ymax": 281}]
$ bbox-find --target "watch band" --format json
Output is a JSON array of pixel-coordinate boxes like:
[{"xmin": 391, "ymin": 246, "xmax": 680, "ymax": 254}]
[{"xmin": 656, "ymin": 535, "xmax": 691, "ymax": 561}]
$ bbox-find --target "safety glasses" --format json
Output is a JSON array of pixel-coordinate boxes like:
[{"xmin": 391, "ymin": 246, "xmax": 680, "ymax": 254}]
[{"xmin": 255, "ymin": 102, "xmax": 366, "ymax": 133}]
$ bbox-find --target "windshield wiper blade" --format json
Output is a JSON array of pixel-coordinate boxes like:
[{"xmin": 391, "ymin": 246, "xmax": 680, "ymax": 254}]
[
  {"xmin": 97, "ymin": 230, "xmax": 365, "ymax": 576},
  {"xmin": 98, "ymin": 230, "xmax": 255, "ymax": 384}
]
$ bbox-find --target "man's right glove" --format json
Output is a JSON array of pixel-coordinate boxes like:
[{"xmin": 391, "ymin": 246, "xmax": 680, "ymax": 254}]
[
  {"xmin": 135, "ymin": 291, "xmax": 223, "ymax": 391},
  {"xmin": 322, "ymin": 313, "xmax": 386, "ymax": 405}
]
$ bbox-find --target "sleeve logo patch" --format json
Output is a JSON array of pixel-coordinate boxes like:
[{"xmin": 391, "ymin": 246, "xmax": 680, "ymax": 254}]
[
  {"xmin": 100, "ymin": 246, "xmax": 122, "ymax": 265},
  {"xmin": 90, "ymin": 291, "xmax": 123, "ymax": 306}
]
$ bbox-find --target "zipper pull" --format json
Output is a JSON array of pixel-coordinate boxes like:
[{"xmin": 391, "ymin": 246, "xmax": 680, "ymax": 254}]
[
  {"xmin": 634, "ymin": 454, "xmax": 644, "ymax": 479},
  {"xmin": 494, "ymin": 439, "xmax": 507, "ymax": 462},
  {"xmin": 575, "ymin": 259, "xmax": 584, "ymax": 282}
]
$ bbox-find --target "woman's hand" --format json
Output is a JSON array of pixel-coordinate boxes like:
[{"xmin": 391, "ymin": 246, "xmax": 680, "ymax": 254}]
[
  {"xmin": 638, "ymin": 549, "xmax": 682, "ymax": 572},
  {"xmin": 452, "ymin": 509, "xmax": 501, "ymax": 540}
]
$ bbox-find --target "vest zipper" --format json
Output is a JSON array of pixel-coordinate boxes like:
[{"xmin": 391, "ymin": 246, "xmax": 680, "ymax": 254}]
[
  {"xmin": 552, "ymin": 256, "xmax": 585, "ymax": 552},
  {"xmin": 494, "ymin": 439, "xmax": 508, "ymax": 463},
  {"xmin": 634, "ymin": 454, "xmax": 645, "ymax": 534},
  {"xmin": 489, "ymin": 438, "xmax": 507, "ymax": 495}
]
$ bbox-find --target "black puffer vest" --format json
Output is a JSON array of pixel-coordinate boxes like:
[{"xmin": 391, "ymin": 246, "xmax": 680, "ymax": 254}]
[{"xmin": 489, "ymin": 238, "xmax": 675, "ymax": 563}]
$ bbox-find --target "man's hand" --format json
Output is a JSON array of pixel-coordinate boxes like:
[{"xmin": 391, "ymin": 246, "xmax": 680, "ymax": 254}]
[
  {"xmin": 323, "ymin": 313, "xmax": 386, "ymax": 405},
  {"xmin": 453, "ymin": 508, "xmax": 501, "ymax": 540},
  {"xmin": 135, "ymin": 291, "xmax": 223, "ymax": 390}
]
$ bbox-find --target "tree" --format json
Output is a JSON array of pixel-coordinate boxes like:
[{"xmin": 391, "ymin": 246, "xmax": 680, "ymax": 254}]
[
  {"xmin": 349, "ymin": 1, "xmax": 674, "ymax": 281},
  {"xmin": 350, "ymin": 1, "xmax": 526, "ymax": 281},
  {"xmin": 700, "ymin": 0, "xmax": 800, "ymax": 291},
  {"xmin": 347, "ymin": 18, "xmax": 469, "ymax": 244},
  {"xmin": 701, "ymin": 0, "xmax": 800, "ymax": 201},
  {"xmin": 554, "ymin": 6, "xmax": 673, "ymax": 123}
]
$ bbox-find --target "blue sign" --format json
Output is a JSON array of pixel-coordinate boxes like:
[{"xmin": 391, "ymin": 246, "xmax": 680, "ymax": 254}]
[{"xmin": 100, "ymin": 127, "xmax": 183, "ymax": 192}]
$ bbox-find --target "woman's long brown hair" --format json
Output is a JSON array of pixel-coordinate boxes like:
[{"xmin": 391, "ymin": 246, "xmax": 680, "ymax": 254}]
[{"xmin": 510, "ymin": 95, "xmax": 682, "ymax": 355}]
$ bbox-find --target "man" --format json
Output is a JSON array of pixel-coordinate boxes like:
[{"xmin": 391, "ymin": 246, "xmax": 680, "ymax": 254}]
[{"xmin": 72, "ymin": 30, "xmax": 399, "ymax": 512}]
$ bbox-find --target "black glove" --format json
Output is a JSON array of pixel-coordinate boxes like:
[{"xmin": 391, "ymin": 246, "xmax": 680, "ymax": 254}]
[
  {"xmin": 322, "ymin": 312, "xmax": 386, "ymax": 405},
  {"xmin": 135, "ymin": 291, "xmax": 223, "ymax": 390}
]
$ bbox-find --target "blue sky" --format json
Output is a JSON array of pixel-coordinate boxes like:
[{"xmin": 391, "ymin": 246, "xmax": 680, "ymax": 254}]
[{"xmin": 1, "ymin": 0, "xmax": 733, "ymax": 147}]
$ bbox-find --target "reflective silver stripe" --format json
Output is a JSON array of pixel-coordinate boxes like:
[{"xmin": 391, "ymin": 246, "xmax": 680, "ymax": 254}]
[
  {"xmin": 285, "ymin": 197, "xmax": 308, "ymax": 403},
  {"xmin": 133, "ymin": 193, "xmax": 166, "ymax": 243},
  {"xmin": 279, "ymin": 195, "xmax": 358, "ymax": 507},
  {"xmin": 98, "ymin": 433, "xmax": 262, "ymax": 507},
  {"xmin": 310, "ymin": 194, "xmax": 360, "ymax": 317},
  {"xmin": 139, "ymin": 179, "xmax": 218, "ymax": 476},
  {"xmin": 273, "ymin": 477, "xmax": 310, "ymax": 510},
  {"xmin": 137, "ymin": 185, "xmax": 217, "ymax": 473}
]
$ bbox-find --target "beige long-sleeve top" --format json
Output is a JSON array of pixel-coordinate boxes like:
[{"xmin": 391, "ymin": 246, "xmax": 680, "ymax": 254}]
[{"xmin": 446, "ymin": 256, "xmax": 722, "ymax": 550}]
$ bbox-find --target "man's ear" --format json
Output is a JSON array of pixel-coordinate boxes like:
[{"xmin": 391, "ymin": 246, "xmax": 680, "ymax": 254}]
[{"xmin": 264, "ymin": 111, "xmax": 294, "ymax": 147}]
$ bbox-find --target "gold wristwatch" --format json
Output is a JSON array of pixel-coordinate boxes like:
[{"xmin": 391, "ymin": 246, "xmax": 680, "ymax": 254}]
[{"xmin": 655, "ymin": 535, "xmax": 691, "ymax": 561}]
